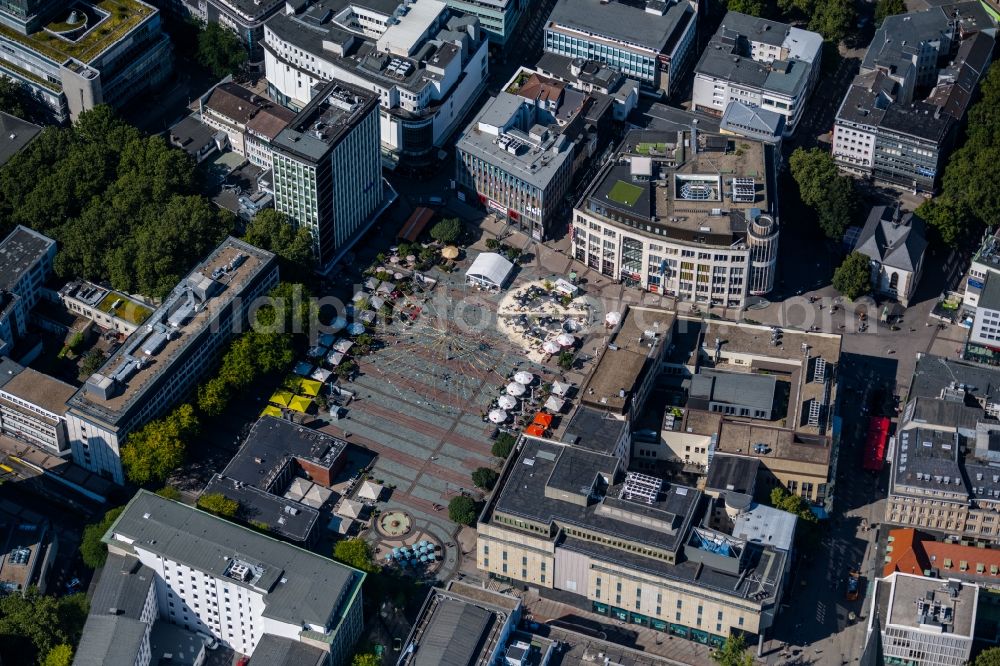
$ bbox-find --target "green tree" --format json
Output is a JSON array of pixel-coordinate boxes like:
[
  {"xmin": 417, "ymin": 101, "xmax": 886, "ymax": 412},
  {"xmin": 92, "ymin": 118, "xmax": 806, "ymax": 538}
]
[
  {"xmin": 832, "ymin": 252, "xmax": 872, "ymax": 300},
  {"xmin": 197, "ymin": 492, "xmax": 239, "ymax": 517},
  {"xmin": 121, "ymin": 403, "xmax": 199, "ymax": 486},
  {"xmin": 916, "ymin": 196, "xmax": 969, "ymax": 248},
  {"xmin": 352, "ymin": 654, "xmax": 381, "ymax": 666},
  {"xmin": 333, "ymin": 538, "xmax": 379, "ymax": 574},
  {"xmin": 0, "ymin": 77, "xmax": 31, "ymax": 121},
  {"xmin": 0, "ymin": 590, "xmax": 88, "ymax": 665},
  {"xmin": 770, "ymin": 486, "xmax": 818, "ymax": 524},
  {"xmin": 557, "ymin": 350, "xmax": 575, "ymax": 370},
  {"xmin": 429, "ymin": 217, "xmax": 462, "ymax": 244},
  {"xmin": 789, "ymin": 147, "xmax": 855, "ymax": 239},
  {"xmin": 448, "ymin": 496, "xmax": 478, "ymax": 526},
  {"xmin": 975, "ymin": 646, "xmax": 1000, "ymax": 666},
  {"xmin": 712, "ymin": 632, "xmax": 754, "ymax": 666},
  {"xmin": 726, "ymin": 0, "xmax": 766, "ymax": 15},
  {"xmin": 808, "ymin": 0, "xmax": 855, "ymax": 42},
  {"xmin": 155, "ymin": 486, "xmax": 182, "ymax": 501},
  {"xmin": 243, "ymin": 209, "xmax": 315, "ymax": 277},
  {"xmin": 472, "ymin": 467, "xmax": 498, "ymax": 490},
  {"xmin": 875, "ymin": 0, "xmax": 906, "ymax": 25},
  {"xmin": 79, "ymin": 349, "xmax": 106, "ymax": 376},
  {"xmin": 197, "ymin": 23, "xmax": 247, "ymax": 78},
  {"xmin": 42, "ymin": 644, "xmax": 74, "ymax": 666},
  {"xmin": 80, "ymin": 506, "xmax": 124, "ymax": 569},
  {"xmin": 491, "ymin": 433, "xmax": 516, "ymax": 458},
  {"xmin": 0, "ymin": 105, "xmax": 231, "ymax": 300},
  {"xmin": 197, "ymin": 376, "xmax": 229, "ymax": 417}
]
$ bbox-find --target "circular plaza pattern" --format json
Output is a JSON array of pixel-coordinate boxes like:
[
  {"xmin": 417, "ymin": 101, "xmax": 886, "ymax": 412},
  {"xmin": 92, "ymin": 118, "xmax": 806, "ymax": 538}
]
[{"xmin": 377, "ymin": 510, "xmax": 412, "ymax": 537}]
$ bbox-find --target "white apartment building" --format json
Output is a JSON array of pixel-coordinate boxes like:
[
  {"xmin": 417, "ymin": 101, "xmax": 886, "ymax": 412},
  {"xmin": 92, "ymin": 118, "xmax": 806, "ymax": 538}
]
[
  {"xmin": 95, "ymin": 491, "xmax": 365, "ymax": 664},
  {"xmin": 572, "ymin": 130, "xmax": 779, "ymax": 308},
  {"xmin": 263, "ymin": 0, "xmax": 489, "ymax": 166},
  {"xmin": 65, "ymin": 239, "xmax": 278, "ymax": 484},
  {"xmin": 691, "ymin": 12, "xmax": 822, "ymax": 136},
  {"xmin": 868, "ymin": 573, "xmax": 977, "ymax": 666}
]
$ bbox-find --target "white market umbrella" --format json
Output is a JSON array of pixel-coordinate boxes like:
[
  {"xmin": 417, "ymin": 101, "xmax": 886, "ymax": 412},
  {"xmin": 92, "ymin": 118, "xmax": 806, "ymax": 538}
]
[
  {"xmin": 514, "ymin": 371, "xmax": 534, "ymax": 385},
  {"xmin": 390, "ymin": 256, "xmax": 399, "ymax": 264},
  {"xmin": 489, "ymin": 409, "xmax": 508, "ymax": 424},
  {"xmin": 506, "ymin": 382, "xmax": 526, "ymax": 397},
  {"xmin": 497, "ymin": 395, "xmax": 517, "ymax": 410},
  {"xmin": 556, "ymin": 333, "xmax": 575, "ymax": 347},
  {"xmin": 542, "ymin": 340, "xmax": 561, "ymax": 354},
  {"xmin": 605, "ymin": 311, "xmax": 622, "ymax": 326}
]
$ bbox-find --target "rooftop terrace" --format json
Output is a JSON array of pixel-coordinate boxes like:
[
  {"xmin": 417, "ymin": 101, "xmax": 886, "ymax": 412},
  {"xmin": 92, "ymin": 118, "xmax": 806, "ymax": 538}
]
[
  {"xmin": 0, "ymin": 0, "xmax": 156, "ymax": 65},
  {"xmin": 584, "ymin": 129, "xmax": 771, "ymax": 243}
]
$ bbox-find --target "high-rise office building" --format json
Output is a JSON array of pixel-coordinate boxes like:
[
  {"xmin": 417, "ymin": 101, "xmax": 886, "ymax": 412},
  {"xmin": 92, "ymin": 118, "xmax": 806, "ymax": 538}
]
[{"xmin": 271, "ymin": 80, "xmax": 389, "ymax": 273}]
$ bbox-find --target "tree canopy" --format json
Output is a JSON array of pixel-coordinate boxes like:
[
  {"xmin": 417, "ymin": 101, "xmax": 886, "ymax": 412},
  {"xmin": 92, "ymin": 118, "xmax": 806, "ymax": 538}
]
[
  {"xmin": 875, "ymin": 0, "xmax": 906, "ymax": 25},
  {"xmin": 121, "ymin": 403, "xmax": 199, "ymax": 486},
  {"xmin": 429, "ymin": 217, "xmax": 462, "ymax": 244},
  {"xmin": 42, "ymin": 644, "xmax": 74, "ymax": 666},
  {"xmin": 80, "ymin": 506, "xmax": 125, "ymax": 569},
  {"xmin": 197, "ymin": 493, "xmax": 239, "ymax": 518},
  {"xmin": 712, "ymin": 632, "xmax": 754, "ymax": 666},
  {"xmin": 448, "ymin": 496, "xmax": 478, "ymax": 526},
  {"xmin": 789, "ymin": 147, "xmax": 856, "ymax": 239},
  {"xmin": 833, "ymin": 252, "xmax": 872, "ymax": 300},
  {"xmin": 197, "ymin": 23, "xmax": 248, "ymax": 78},
  {"xmin": 0, "ymin": 77, "xmax": 37, "ymax": 122},
  {"xmin": 333, "ymin": 538, "xmax": 379, "ymax": 575},
  {"xmin": 491, "ymin": 433, "xmax": 516, "ymax": 459},
  {"xmin": 472, "ymin": 467, "xmax": 498, "ymax": 490},
  {"xmin": 0, "ymin": 589, "xmax": 88, "ymax": 665},
  {"xmin": 725, "ymin": 0, "xmax": 766, "ymax": 16},
  {"xmin": 0, "ymin": 106, "xmax": 234, "ymax": 298},
  {"xmin": 243, "ymin": 210, "xmax": 315, "ymax": 279},
  {"xmin": 976, "ymin": 646, "xmax": 1000, "ymax": 666},
  {"xmin": 351, "ymin": 653, "xmax": 381, "ymax": 666},
  {"xmin": 919, "ymin": 66, "xmax": 1000, "ymax": 247}
]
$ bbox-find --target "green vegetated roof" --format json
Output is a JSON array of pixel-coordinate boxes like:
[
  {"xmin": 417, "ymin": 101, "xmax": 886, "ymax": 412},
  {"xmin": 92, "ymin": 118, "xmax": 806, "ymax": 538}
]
[
  {"xmin": 0, "ymin": 0, "xmax": 153, "ymax": 64},
  {"xmin": 608, "ymin": 180, "xmax": 644, "ymax": 207},
  {"xmin": 635, "ymin": 142, "xmax": 667, "ymax": 154},
  {"xmin": 0, "ymin": 58, "xmax": 60, "ymax": 91},
  {"xmin": 97, "ymin": 292, "xmax": 152, "ymax": 325}
]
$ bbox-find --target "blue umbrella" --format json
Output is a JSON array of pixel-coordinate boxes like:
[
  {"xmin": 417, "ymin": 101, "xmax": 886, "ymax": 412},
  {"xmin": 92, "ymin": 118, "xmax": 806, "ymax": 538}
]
[
  {"xmin": 385, "ymin": 553, "xmax": 392, "ymax": 560},
  {"xmin": 392, "ymin": 547, "xmax": 401, "ymax": 555},
  {"xmin": 428, "ymin": 553, "xmax": 436, "ymax": 561},
  {"xmin": 420, "ymin": 555, "xmax": 428, "ymax": 562},
  {"xmin": 409, "ymin": 559, "xmax": 418, "ymax": 566}
]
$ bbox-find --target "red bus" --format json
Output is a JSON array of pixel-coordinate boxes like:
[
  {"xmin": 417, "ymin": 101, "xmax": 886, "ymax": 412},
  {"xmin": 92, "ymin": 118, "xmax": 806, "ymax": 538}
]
[{"xmin": 863, "ymin": 416, "xmax": 890, "ymax": 472}]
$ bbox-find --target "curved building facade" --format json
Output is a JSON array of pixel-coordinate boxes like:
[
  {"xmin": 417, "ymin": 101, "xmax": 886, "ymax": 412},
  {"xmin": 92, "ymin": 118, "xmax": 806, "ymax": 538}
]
[{"xmin": 747, "ymin": 212, "xmax": 779, "ymax": 295}]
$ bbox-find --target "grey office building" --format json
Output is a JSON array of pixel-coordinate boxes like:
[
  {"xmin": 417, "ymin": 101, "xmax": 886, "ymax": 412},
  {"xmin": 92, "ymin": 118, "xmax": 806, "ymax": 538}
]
[
  {"xmin": 271, "ymin": 80, "xmax": 388, "ymax": 273},
  {"xmin": 456, "ymin": 92, "xmax": 575, "ymax": 241},
  {"xmin": 543, "ymin": 0, "xmax": 698, "ymax": 97}
]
